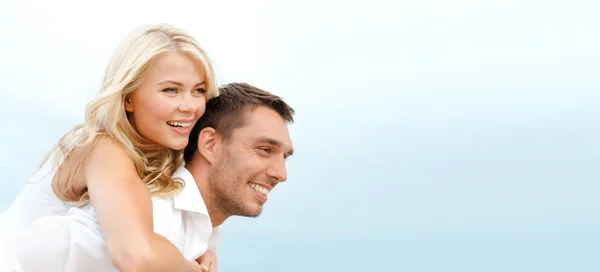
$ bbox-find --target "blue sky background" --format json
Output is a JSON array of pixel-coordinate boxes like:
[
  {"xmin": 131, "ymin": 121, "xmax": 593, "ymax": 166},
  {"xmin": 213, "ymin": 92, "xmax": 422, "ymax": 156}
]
[{"xmin": 1, "ymin": 0, "xmax": 599, "ymax": 271}]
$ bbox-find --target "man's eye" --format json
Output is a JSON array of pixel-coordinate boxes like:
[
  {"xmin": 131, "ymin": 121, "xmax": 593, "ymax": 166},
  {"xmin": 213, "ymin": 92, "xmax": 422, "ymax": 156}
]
[{"xmin": 259, "ymin": 147, "xmax": 271, "ymax": 154}]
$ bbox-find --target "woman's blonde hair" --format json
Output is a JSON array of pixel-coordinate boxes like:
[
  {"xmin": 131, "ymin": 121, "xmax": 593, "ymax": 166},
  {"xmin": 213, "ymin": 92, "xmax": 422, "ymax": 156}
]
[{"xmin": 46, "ymin": 23, "xmax": 219, "ymax": 204}]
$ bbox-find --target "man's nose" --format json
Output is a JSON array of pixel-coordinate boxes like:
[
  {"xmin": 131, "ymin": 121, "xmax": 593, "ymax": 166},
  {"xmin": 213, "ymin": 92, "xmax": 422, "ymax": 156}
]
[{"xmin": 266, "ymin": 157, "xmax": 288, "ymax": 182}]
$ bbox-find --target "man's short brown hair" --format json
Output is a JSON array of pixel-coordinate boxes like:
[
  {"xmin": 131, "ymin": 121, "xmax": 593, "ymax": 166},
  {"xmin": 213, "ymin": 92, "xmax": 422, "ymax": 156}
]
[{"xmin": 184, "ymin": 82, "xmax": 295, "ymax": 162}]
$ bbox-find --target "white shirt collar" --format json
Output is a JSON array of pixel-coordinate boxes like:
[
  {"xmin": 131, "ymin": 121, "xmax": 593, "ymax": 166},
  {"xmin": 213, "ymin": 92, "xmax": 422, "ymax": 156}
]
[{"xmin": 172, "ymin": 165, "xmax": 209, "ymax": 216}]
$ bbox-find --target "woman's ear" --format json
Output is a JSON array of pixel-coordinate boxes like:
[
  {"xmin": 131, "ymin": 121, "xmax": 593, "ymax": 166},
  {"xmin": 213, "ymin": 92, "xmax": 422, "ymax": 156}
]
[
  {"xmin": 124, "ymin": 96, "xmax": 134, "ymax": 112},
  {"xmin": 197, "ymin": 127, "xmax": 219, "ymax": 164}
]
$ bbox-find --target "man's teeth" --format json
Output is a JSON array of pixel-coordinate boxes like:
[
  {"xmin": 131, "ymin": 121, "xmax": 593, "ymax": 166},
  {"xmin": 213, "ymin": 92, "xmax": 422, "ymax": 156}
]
[
  {"xmin": 167, "ymin": 121, "xmax": 191, "ymax": 128},
  {"xmin": 248, "ymin": 183, "xmax": 270, "ymax": 196}
]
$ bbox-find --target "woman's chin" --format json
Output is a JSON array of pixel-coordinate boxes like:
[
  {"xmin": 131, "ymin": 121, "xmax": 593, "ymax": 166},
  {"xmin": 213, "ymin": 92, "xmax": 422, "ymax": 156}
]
[{"xmin": 163, "ymin": 139, "xmax": 188, "ymax": 151}]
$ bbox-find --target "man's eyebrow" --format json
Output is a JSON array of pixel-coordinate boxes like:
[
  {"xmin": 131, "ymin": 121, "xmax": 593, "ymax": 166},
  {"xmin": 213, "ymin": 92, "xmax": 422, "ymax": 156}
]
[{"xmin": 257, "ymin": 136, "xmax": 280, "ymax": 146}]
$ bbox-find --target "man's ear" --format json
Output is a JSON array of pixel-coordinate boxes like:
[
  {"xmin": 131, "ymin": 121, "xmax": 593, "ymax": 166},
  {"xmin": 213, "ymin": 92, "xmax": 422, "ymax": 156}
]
[
  {"xmin": 124, "ymin": 96, "xmax": 134, "ymax": 112},
  {"xmin": 197, "ymin": 127, "xmax": 219, "ymax": 164}
]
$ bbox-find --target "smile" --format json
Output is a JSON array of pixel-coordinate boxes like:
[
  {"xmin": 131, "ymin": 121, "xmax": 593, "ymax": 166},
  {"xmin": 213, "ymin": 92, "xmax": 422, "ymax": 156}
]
[
  {"xmin": 248, "ymin": 182, "xmax": 270, "ymax": 196},
  {"xmin": 166, "ymin": 121, "xmax": 192, "ymax": 128}
]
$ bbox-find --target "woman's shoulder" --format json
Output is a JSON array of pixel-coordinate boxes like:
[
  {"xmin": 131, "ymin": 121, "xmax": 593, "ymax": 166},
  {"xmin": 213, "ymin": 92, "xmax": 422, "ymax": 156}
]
[
  {"xmin": 83, "ymin": 134, "xmax": 139, "ymax": 182},
  {"xmin": 87, "ymin": 134, "xmax": 134, "ymax": 162}
]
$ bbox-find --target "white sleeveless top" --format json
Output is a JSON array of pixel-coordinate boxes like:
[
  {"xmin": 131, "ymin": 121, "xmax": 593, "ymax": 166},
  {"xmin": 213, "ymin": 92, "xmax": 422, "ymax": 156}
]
[{"xmin": 0, "ymin": 142, "xmax": 80, "ymax": 233}]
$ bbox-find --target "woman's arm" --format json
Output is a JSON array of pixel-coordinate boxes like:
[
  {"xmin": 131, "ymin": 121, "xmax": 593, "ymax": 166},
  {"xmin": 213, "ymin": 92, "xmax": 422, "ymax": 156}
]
[{"xmin": 84, "ymin": 137, "xmax": 199, "ymax": 272}]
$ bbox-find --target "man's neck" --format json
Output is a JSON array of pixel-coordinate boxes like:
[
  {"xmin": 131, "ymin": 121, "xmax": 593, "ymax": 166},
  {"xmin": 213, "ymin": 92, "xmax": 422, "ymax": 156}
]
[{"xmin": 185, "ymin": 161, "xmax": 229, "ymax": 228}]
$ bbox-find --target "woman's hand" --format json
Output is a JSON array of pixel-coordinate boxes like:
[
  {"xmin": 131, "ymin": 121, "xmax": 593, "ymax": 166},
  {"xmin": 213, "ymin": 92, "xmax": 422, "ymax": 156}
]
[{"xmin": 196, "ymin": 249, "xmax": 218, "ymax": 272}]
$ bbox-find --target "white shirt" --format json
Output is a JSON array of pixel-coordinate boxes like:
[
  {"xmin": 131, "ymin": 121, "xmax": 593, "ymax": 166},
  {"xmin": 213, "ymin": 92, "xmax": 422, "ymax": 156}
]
[
  {"xmin": 1, "ymin": 145, "xmax": 80, "ymax": 234},
  {"xmin": 6, "ymin": 166, "xmax": 219, "ymax": 272}
]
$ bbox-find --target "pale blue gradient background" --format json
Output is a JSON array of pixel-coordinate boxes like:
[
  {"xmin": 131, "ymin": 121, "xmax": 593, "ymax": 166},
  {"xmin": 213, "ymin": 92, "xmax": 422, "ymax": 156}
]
[{"xmin": 1, "ymin": 0, "xmax": 599, "ymax": 271}]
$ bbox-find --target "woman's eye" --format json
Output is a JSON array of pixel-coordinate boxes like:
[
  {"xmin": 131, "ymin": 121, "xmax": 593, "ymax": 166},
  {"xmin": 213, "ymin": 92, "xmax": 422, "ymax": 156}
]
[
  {"xmin": 163, "ymin": 88, "xmax": 177, "ymax": 93},
  {"xmin": 195, "ymin": 88, "xmax": 207, "ymax": 94}
]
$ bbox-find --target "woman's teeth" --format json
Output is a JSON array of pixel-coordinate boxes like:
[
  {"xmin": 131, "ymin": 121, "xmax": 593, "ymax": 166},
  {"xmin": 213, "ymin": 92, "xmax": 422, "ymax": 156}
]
[{"xmin": 167, "ymin": 121, "xmax": 191, "ymax": 128}]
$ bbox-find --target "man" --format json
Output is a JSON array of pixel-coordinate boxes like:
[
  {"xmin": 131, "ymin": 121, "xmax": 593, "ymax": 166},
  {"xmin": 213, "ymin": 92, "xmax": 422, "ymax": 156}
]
[{"xmin": 11, "ymin": 82, "xmax": 295, "ymax": 272}]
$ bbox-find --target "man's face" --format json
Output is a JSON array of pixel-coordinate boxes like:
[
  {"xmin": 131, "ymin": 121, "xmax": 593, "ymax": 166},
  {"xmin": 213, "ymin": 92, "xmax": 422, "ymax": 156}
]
[{"xmin": 208, "ymin": 106, "xmax": 294, "ymax": 218}]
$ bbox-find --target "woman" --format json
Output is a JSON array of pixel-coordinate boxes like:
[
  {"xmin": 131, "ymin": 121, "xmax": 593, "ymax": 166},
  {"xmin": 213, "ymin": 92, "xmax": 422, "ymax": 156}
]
[{"xmin": 1, "ymin": 23, "xmax": 219, "ymax": 271}]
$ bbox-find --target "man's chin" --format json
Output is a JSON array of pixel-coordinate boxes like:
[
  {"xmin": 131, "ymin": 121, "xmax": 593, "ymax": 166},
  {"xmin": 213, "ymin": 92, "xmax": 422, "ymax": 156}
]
[{"xmin": 240, "ymin": 203, "xmax": 263, "ymax": 218}]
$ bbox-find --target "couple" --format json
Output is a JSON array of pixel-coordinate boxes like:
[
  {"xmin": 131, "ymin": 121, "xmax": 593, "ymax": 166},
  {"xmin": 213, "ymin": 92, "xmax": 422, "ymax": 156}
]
[{"xmin": 0, "ymin": 23, "xmax": 295, "ymax": 272}]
